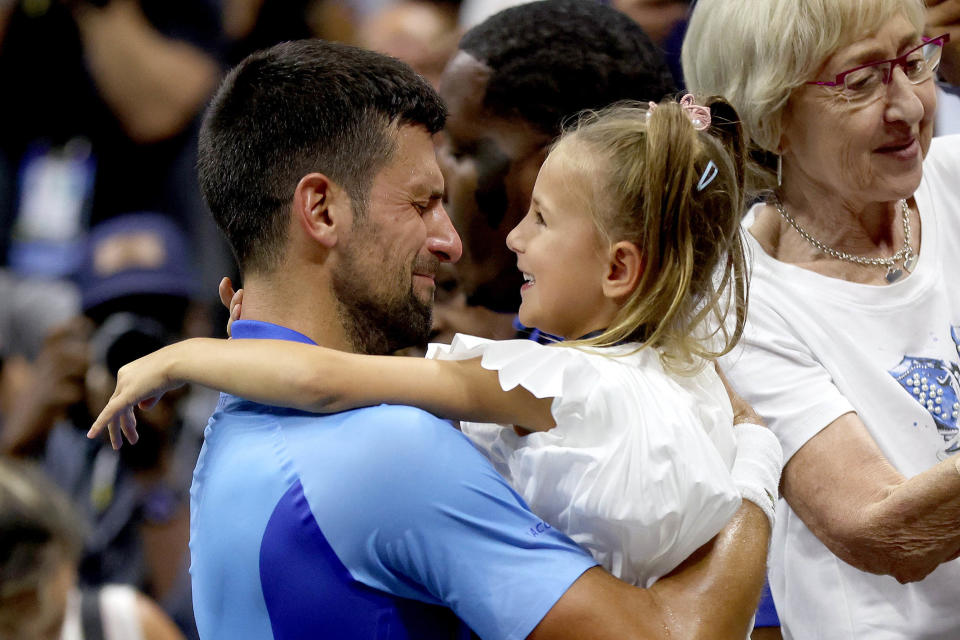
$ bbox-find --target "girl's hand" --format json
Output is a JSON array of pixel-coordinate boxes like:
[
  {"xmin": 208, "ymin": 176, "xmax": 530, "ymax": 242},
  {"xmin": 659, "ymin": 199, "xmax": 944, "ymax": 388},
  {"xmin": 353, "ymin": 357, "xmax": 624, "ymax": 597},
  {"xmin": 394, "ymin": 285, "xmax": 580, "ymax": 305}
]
[
  {"xmin": 219, "ymin": 277, "xmax": 243, "ymax": 337},
  {"xmin": 87, "ymin": 347, "xmax": 186, "ymax": 449}
]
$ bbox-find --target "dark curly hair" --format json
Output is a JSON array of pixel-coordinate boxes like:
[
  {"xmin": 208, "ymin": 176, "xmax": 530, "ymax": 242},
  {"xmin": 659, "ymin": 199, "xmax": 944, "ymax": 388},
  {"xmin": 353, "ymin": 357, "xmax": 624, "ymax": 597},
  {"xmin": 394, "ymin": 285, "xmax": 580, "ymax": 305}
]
[{"xmin": 459, "ymin": 0, "xmax": 677, "ymax": 136}]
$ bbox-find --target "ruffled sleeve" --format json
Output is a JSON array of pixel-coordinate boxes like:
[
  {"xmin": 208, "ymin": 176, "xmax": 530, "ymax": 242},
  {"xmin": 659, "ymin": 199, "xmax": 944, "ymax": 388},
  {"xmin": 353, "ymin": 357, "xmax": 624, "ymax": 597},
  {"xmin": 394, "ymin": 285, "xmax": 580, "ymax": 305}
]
[{"xmin": 427, "ymin": 334, "xmax": 741, "ymax": 587}]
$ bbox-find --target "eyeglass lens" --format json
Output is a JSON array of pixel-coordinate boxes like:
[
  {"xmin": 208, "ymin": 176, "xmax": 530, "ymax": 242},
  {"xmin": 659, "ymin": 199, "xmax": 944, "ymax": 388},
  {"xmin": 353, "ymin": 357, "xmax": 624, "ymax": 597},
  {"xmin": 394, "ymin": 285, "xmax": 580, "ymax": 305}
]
[{"xmin": 842, "ymin": 41, "xmax": 943, "ymax": 100}]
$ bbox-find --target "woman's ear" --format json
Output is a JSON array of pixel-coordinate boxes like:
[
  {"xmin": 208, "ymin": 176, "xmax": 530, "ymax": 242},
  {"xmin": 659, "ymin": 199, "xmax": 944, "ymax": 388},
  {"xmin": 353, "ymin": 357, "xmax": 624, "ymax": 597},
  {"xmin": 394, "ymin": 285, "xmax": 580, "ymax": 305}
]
[
  {"xmin": 292, "ymin": 173, "xmax": 352, "ymax": 248},
  {"xmin": 602, "ymin": 240, "xmax": 643, "ymax": 301}
]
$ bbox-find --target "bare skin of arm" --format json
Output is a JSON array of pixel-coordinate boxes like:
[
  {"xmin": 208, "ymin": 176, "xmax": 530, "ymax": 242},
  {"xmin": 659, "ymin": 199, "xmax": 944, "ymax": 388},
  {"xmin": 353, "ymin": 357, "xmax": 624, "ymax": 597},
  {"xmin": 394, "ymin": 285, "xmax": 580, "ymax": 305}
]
[
  {"xmin": 89, "ymin": 337, "xmax": 556, "ymax": 447},
  {"xmin": 72, "ymin": 0, "xmax": 219, "ymax": 143},
  {"xmin": 89, "ymin": 337, "xmax": 771, "ymax": 638},
  {"xmin": 782, "ymin": 411, "xmax": 960, "ymax": 583},
  {"xmin": 926, "ymin": 0, "xmax": 960, "ymax": 84},
  {"xmin": 135, "ymin": 591, "xmax": 186, "ymax": 640},
  {"xmin": 531, "ymin": 501, "xmax": 769, "ymax": 640}
]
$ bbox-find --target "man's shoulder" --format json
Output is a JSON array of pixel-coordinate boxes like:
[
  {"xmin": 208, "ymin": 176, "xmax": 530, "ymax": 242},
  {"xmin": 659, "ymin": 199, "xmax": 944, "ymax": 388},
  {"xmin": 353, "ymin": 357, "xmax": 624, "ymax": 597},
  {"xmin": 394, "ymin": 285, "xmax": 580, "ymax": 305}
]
[
  {"xmin": 263, "ymin": 403, "xmax": 461, "ymax": 448},
  {"xmin": 224, "ymin": 402, "xmax": 485, "ymax": 487},
  {"xmin": 325, "ymin": 405, "xmax": 484, "ymax": 474},
  {"xmin": 342, "ymin": 403, "xmax": 451, "ymax": 427}
]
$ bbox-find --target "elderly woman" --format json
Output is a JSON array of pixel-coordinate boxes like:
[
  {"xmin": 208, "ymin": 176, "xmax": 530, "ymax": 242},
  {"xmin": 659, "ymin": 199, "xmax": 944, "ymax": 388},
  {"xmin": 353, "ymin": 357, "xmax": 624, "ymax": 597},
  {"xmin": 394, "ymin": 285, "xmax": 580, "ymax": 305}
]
[{"xmin": 683, "ymin": 0, "xmax": 960, "ymax": 638}]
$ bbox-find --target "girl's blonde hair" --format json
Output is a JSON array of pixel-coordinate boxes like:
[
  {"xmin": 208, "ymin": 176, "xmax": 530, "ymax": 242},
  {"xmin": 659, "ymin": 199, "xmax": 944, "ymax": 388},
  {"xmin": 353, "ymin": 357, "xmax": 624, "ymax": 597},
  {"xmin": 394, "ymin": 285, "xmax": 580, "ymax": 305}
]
[{"xmin": 559, "ymin": 97, "xmax": 749, "ymax": 373}]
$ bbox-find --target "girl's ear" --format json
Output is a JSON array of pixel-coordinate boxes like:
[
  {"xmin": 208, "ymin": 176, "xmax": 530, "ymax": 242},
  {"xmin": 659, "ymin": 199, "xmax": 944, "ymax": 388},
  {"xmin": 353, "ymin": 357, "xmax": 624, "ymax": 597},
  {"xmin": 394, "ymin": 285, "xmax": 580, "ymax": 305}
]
[
  {"xmin": 293, "ymin": 173, "xmax": 351, "ymax": 248},
  {"xmin": 602, "ymin": 240, "xmax": 643, "ymax": 301}
]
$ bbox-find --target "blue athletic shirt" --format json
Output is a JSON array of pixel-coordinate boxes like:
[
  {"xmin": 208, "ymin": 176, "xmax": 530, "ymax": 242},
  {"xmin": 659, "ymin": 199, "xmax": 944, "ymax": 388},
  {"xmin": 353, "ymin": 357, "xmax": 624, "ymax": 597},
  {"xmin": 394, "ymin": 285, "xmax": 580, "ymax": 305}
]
[{"xmin": 189, "ymin": 320, "xmax": 598, "ymax": 639}]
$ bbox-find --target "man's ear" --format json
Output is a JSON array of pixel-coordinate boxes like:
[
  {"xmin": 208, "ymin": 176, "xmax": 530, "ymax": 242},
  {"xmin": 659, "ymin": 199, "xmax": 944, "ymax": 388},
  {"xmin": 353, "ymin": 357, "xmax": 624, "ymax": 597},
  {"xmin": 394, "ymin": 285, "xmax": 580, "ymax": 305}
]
[
  {"xmin": 602, "ymin": 240, "xmax": 643, "ymax": 301},
  {"xmin": 292, "ymin": 173, "xmax": 351, "ymax": 248}
]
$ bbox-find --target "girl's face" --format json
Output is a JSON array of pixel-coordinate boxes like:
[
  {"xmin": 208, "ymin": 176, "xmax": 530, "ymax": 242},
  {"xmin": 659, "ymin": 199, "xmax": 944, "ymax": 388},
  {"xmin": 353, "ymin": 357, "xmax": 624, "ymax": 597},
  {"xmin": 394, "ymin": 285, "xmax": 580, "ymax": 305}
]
[{"xmin": 505, "ymin": 148, "xmax": 617, "ymax": 339}]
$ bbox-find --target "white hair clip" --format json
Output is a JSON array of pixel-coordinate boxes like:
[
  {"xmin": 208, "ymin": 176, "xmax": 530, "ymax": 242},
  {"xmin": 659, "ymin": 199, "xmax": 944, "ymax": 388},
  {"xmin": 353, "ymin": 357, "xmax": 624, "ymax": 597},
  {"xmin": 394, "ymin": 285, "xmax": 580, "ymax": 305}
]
[{"xmin": 697, "ymin": 160, "xmax": 718, "ymax": 191}]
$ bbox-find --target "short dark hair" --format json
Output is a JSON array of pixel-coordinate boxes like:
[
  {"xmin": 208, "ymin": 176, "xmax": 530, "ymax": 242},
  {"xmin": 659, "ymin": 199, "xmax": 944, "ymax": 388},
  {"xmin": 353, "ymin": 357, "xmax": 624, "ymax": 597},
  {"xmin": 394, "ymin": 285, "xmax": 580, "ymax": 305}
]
[
  {"xmin": 198, "ymin": 40, "xmax": 447, "ymax": 274},
  {"xmin": 459, "ymin": 0, "xmax": 676, "ymax": 136}
]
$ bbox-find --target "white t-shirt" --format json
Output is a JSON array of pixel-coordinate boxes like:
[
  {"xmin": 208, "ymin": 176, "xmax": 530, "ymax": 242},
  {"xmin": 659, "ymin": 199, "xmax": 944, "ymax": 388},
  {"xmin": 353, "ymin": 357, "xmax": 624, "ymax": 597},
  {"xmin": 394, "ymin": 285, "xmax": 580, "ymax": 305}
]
[
  {"xmin": 721, "ymin": 135, "xmax": 960, "ymax": 639},
  {"xmin": 428, "ymin": 334, "xmax": 742, "ymax": 587}
]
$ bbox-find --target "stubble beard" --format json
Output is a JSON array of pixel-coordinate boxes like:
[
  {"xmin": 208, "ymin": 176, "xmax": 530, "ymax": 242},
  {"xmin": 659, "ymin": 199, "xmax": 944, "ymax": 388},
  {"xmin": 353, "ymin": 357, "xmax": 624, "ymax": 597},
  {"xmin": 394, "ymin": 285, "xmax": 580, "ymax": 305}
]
[{"xmin": 331, "ymin": 242, "xmax": 435, "ymax": 355}]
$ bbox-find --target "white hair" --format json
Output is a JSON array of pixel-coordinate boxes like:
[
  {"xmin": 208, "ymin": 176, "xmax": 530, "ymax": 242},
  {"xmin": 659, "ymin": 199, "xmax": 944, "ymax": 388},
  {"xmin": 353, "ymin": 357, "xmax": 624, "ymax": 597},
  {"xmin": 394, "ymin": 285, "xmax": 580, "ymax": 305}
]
[{"xmin": 682, "ymin": 0, "xmax": 925, "ymax": 153}]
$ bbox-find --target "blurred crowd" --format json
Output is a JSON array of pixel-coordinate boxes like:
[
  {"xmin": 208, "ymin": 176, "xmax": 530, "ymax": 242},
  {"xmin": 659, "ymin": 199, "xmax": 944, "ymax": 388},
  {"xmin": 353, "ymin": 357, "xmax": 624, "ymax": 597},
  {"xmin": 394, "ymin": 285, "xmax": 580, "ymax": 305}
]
[{"xmin": 0, "ymin": 0, "xmax": 956, "ymax": 638}]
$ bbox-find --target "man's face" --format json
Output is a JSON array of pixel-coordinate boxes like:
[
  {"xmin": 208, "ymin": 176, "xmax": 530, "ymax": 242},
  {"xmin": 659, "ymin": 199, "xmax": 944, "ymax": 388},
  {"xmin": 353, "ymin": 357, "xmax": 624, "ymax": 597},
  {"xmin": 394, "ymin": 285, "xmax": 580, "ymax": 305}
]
[
  {"xmin": 436, "ymin": 51, "xmax": 553, "ymax": 313},
  {"xmin": 332, "ymin": 124, "xmax": 462, "ymax": 355}
]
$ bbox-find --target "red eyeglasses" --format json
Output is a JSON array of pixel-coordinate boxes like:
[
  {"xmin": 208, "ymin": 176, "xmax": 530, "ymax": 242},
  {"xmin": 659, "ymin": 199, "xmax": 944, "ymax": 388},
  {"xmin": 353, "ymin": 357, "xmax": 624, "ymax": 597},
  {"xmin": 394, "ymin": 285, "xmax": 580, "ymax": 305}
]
[{"xmin": 806, "ymin": 33, "xmax": 950, "ymax": 104}]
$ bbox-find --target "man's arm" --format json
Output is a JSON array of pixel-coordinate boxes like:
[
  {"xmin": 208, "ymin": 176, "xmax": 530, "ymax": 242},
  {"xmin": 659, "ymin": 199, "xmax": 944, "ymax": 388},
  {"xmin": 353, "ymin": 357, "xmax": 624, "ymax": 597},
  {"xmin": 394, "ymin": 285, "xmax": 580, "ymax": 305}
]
[{"xmin": 531, "ymin": 502, "xmax": 769, "ymax": 640}]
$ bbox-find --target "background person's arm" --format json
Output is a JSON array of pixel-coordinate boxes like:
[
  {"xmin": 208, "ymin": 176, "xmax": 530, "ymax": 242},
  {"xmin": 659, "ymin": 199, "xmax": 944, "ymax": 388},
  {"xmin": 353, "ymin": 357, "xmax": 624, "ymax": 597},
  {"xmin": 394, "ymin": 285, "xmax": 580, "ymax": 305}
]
[
  {"xmin": 72, "ymin": 0, "xmax": 220, "ymax": 143},
  {"xmin": 782, "ymin": 411, "xmax": 960, "ymax": 583},
  {"xmin": 926, "ymin": 0, "xmax": 960, "ymax": 84}
]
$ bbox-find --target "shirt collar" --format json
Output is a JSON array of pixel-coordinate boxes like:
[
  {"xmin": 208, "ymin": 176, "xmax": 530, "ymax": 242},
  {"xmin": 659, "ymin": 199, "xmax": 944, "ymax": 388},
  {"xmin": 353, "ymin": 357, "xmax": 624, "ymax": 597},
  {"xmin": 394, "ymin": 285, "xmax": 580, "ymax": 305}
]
[{"xmin": 229, "ymin": 320, "xmax": 316, "ymax": 345}]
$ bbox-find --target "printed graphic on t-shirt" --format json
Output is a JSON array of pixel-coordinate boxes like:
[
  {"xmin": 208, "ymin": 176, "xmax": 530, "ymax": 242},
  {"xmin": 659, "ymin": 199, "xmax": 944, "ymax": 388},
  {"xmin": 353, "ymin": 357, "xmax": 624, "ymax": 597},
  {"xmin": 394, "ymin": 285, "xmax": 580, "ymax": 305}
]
[{"xmin": 888, "ymin": 326, "xmax": 960, "ymax": 457}]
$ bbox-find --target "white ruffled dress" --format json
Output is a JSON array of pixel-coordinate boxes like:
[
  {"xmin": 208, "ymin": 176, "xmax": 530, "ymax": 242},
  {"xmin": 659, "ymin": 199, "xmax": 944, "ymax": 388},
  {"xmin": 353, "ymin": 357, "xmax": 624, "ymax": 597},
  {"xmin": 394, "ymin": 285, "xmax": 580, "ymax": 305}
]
[{"xmin": 427, "ymin": 334, "xmax": 742, "ymax": 587}]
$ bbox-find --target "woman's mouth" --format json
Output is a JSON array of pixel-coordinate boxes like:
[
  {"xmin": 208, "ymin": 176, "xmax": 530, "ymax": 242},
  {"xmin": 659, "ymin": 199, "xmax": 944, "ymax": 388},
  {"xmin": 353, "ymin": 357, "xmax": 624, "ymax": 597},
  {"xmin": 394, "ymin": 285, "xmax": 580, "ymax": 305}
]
[{"xmin": 876, "ymin": 137, "xmax": 919, "ymax": 160}]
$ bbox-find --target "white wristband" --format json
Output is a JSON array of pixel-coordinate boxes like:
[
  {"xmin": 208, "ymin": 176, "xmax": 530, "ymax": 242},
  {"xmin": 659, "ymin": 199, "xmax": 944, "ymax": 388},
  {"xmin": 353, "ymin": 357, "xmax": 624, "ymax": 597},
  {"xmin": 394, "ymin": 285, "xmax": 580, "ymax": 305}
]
[{"xmin": 732, "ymin": 423, "xmax": 783, "ymax": 530}]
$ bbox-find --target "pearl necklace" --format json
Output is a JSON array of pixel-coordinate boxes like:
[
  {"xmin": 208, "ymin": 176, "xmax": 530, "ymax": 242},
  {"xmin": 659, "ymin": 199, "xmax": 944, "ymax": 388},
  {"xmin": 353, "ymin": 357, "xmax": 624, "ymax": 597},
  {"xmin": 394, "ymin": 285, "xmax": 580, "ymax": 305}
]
[{"xmin": 775, "ymin": 198, "xmax": 916, "ymax": 283}]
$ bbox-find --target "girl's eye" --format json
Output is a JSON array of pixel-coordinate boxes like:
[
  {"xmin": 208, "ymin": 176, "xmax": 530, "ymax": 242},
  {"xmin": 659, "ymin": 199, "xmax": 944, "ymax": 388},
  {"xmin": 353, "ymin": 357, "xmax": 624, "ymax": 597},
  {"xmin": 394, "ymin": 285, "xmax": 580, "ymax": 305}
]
[{"xmin": 534, "ymin": 211, "xmax": 545, "ymax": 225}]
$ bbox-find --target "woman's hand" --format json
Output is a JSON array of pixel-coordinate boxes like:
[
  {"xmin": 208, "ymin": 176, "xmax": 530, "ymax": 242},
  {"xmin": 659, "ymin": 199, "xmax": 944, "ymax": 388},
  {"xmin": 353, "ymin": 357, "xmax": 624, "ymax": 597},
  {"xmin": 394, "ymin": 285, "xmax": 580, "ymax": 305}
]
[
  {"xmin": 715, "ymin": 362, "xmax": 766, "ymax": 427},
  {"xmin": 87, "ymin": 346, "xmax": 186, "ymax": 450}
]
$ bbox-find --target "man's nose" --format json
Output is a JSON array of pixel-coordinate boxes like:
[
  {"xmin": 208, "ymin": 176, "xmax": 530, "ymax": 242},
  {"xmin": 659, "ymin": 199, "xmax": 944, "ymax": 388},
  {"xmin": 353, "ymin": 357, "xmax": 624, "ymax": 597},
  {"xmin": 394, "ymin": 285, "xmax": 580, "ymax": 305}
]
[{"xmin": 426, "ymin": 204, "xmax": 463, "ymax": 263}]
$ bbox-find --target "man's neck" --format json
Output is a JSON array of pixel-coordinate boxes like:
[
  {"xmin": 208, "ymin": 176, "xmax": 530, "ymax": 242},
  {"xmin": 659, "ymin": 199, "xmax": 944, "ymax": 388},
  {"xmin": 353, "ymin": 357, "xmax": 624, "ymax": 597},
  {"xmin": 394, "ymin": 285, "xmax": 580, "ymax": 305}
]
[{"xmin": 236, "ymin": 272, "xmax": 355, "ymax": 352}]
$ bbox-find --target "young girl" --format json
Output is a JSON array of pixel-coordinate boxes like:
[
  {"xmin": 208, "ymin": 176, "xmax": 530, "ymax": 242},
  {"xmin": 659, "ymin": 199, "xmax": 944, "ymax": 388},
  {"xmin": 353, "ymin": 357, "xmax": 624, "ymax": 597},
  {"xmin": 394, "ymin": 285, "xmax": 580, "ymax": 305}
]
[{"xmin": 89, "ymin": 96, "xmax": 781, "ymax": 588}]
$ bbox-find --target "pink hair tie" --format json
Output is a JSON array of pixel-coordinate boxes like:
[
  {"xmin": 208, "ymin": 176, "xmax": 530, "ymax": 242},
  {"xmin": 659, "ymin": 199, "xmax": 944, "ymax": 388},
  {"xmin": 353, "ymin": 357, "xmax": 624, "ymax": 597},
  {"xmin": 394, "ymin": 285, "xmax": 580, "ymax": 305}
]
[
  {"xmin": 646, "ymin": 94, "xmax": 711, "ymax": 131},
  {"xmin": 647, "ymin": 95, "xmax": 718, "ymax": 191},
  {"xmin": 679, "ymin": 94, "xmax": 711, "ymax": 130}
]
